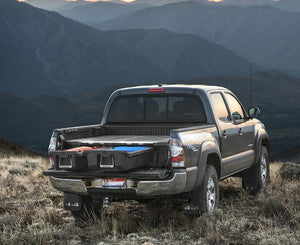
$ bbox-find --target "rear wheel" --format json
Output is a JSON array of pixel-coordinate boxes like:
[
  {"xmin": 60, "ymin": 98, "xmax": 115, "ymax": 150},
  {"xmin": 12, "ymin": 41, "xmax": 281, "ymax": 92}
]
[
  {"xmin": 185, "ymin": 165, "xmax": 219, "ymax": 216},
  {"xmin": 242, "ymin": 146, "xmax": 269, "ymax": 195},
  {"xmin": 71, "ymin": 195, "xmax": 102, "ymax": 221}
]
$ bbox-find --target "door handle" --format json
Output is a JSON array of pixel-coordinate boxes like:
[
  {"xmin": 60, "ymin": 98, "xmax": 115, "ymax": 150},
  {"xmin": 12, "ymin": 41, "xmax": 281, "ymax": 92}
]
[
  {"xmin": 222, "ymin": 130, "xmax": 227, "ymax": 138},
  {"xmin": 238, "ymin": 128, "xmax": 243, "ymax": 135}
]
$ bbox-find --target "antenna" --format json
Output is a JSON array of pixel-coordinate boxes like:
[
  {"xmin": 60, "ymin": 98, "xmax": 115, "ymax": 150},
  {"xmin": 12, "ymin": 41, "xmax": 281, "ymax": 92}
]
[{"xmin": 250, "ymin": 63, "xmax": 253, "ymax": 108}]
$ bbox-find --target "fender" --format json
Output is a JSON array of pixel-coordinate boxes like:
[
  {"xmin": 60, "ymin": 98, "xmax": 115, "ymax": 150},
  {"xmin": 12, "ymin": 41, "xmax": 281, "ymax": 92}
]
[
  {"xmin": 194, "ymin": 140, "xmax": 221, "ymax": 189},
  {"xmin": 254, "ymin": 128, "xmax": 269, "ymax": 164}
]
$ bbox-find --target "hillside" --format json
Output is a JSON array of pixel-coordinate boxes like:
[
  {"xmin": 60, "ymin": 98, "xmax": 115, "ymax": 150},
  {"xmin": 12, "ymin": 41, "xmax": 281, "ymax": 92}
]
[
  {"xmin": 0, "ymin": 155, "xmax": 299, "ymax": 244},
  {"xmin": 0, "ymin": 138, "xmax": 42, "ymax": 157},
  {"xmin": 25, "ymin": 0, "xmax": 300, "ymax": 13},
  {"xmin": 220, "ymin": 0, "xmax": 300, "ymax": 13},
  {"xmin": 0, "ymin": 92, "xmax": 102, "ymax": 154},
  {"xmin": 272, "ymin": 147, "xmax": 300, "ymax": 164},
  {"xmin": 0, "ymin": 0, "xmax": 162, "ymax": 95},
  {"xmin": 99, "ymin": 1, "xmax": 300, "ymax": 77},
  {"xmin": 58, "ymin": 1, "xmax": 151, "ymax": 26},
  {"xmin": 0, "ymin": 0, "xmax": 256, "ymax": 96},
  {"xmin": 101, "ymin": 29, "xmax": 256, "ymax": 79}
]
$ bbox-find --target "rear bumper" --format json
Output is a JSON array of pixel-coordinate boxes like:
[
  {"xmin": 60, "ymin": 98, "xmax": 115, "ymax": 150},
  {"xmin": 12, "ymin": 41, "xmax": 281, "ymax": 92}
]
[{"xmin": 49, "ymin": 170, "xmax": 187, "ymax": 197}]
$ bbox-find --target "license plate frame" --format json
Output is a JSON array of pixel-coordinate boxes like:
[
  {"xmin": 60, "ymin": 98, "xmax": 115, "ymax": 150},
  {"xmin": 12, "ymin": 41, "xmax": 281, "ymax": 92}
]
[{"xmin": 102, "ymin": 178, "xmax": 126, "ymax": 188}]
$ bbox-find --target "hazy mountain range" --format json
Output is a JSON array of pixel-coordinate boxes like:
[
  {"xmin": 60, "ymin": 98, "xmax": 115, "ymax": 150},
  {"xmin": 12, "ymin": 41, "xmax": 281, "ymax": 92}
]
[
  {"xmin": 98, "ymin": 1, "xmax": 300, "ymax": 77},
  {"xmin": 25, "ymin": 0, "xmax": 300, "ymax": 13},
  {"xmin": 59, "ymin": 2, "xmax": 150, "ymax": 26},
  {"xmin": 0, "ymin": 0, "xmax": 255, "ymax": 96},
  {"xmin": 216, "ymin": 0, "xmax": 300, "ymax": 13},
  {"xmin": 42, "ymin": 0, "xmax": 300, "ymax": 77}
]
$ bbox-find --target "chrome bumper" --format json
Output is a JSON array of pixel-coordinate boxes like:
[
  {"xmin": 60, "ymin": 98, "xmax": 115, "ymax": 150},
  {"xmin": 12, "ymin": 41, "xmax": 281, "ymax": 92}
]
[
  {"xmin": 49, "ymin": 171, "xmax": 187, "ymax": 197},
  {"xmin": 50, "ymin": 177, "xmax": 88, "ymax": 195}
]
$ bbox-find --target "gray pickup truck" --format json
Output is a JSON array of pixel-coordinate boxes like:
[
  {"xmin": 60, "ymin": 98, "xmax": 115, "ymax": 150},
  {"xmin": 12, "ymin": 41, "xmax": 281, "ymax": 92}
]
[{"xmin": 44, "ymin": 84, "xmax": 269, "ymax": 218}]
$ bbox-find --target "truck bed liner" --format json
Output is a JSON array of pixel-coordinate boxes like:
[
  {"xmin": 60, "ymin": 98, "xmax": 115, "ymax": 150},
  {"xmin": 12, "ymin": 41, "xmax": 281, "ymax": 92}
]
[{"xmin": 67, "ymin": 135, "xmax": 170, "ymax": 146}]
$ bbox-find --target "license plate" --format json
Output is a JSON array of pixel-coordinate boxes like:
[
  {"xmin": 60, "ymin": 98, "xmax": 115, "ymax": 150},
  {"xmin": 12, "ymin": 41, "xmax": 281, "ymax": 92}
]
[
  {"xmin": 102, "ymin": 178, "xmax": 126, "ymax": 188},
  {"xmin": 64, "ymin": 193, "xmax": 82, "ymax": 211}
]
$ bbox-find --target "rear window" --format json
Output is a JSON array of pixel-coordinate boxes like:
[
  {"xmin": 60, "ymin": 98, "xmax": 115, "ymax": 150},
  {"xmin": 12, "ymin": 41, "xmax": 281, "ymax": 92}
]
[{"xmin": 107, "ymin": 95, "xmax": 206, "ymax": 123}]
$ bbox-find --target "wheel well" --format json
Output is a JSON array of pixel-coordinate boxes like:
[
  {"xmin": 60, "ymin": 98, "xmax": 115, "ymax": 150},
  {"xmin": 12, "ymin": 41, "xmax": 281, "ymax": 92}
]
[
  {"xmin": 207, "ymin": 153, "xmax": 221, "ymax": 179},
  {"xmin": 262, "ymin": 138, "xmax": 270, "ymax": 152}
]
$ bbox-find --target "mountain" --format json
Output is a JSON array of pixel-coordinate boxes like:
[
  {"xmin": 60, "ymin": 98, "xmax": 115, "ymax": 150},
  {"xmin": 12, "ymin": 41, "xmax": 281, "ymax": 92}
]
[
  {"xmin": 99, "ymin": 1, "xmax": 300, "ymax": 77},
  {"xmin": 0, "ymin": 0, "xmax": 163, "ymax": 95},
  {"xmin": 0, "ymin": 137, "xmax": 42, "ymax": 157},
  {"xmin": 0, "ymin": 92, "xmax": 102, "ymax": 154},
  {"xmin": 219, "ymin": 0, "xmax": 300, "ymax": 13},
  {"xmin": 272, "ymin": 147, "xmax": 300, "ymax": 164},
  {"xmin": 101, "ymin": 29, "xmax": 257, "ymax": 79},
  {"xmin": 0, "ymin": 0, "xmax": 256, "ymax": 96},
  {"xmin": 58, "ymin": 1, "xmax": 151, "ymax": 26},
  {"xmin": 54, "ymin": 0, "xmax": 89, "ymax": 12},
  {"xmin": 271, "ymin": 0, "xmax": 300, "ymax": 13},
  {"xmin": 26, "ymin": 0, "xmax": 67, "ymax": 10},
  {"xmin": 24, "ymin": 0, "xmax": 300, "ymax": 13},
  {"xmin": 136, "ymin": 0, "xmax": 300, "ymax": 13}
]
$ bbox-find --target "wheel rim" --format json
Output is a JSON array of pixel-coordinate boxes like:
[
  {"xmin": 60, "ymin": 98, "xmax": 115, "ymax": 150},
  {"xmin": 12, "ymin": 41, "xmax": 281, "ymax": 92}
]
[
  {"xmin": 261, "ymin": 155, "xmax": 267, "ymax": 185},
  {"xmin": 207, "ymin": 177, "xmax": 216, "ymax": 212}
]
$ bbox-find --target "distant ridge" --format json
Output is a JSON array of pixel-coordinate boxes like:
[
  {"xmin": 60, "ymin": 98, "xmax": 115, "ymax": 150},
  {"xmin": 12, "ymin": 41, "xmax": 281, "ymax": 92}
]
[
  {"xmin": 99, "ymin": 1, "xmax": 300, "ymax": 77},
  {"xmin": 0, "ymin": 138, "xmax": 43, "ymax": 157},
  {"xmin": 272, "ymin": 147, "xmax": 300, "ymax": 164},
  {"xmin": 58, "ymin": 1, "xmax": 151, "ymax": 26}
]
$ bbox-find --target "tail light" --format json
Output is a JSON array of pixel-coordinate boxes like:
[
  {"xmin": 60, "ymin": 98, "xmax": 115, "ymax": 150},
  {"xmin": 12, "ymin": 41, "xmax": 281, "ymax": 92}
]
[
  {"xmin": 170, "ymin": 138, "xmax": 185, "ymax": 168},
  {"xmin": 48, "ymin": 131, "xmax": 58, "ymax": 153}
]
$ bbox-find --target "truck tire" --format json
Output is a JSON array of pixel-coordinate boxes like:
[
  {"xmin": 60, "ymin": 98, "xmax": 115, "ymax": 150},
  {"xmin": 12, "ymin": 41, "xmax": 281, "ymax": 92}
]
[
  {"xmin": 71, "ymin": 195, "xmax": 102, "ymax": 221},
  {"xmin": 242, "ymin": 146, "xmax": 269, "ymax": 195},
  {"xmin": 185, "ymin": 165, "xmax": 219, "ymax": 216}
]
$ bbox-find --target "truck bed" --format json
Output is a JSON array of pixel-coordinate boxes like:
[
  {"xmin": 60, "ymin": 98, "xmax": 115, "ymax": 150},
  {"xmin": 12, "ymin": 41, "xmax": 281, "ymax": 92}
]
[{"xmin": 67, "ymin": 135, "xmax": 170, "ymax": 146}]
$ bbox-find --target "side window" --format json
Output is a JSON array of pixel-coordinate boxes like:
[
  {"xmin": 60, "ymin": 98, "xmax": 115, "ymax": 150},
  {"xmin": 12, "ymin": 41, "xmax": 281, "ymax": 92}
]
[
  {"xmin": 210, "ymin": 93, "xmax": 231, "ymax": 123},
  {"xmin": 224, "ymin": 93, "xmax": 245, "ymax": 122}
]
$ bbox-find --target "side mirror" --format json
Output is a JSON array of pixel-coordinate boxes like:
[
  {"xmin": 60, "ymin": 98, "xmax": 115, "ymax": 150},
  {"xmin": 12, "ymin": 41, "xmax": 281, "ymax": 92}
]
[
  {"xmin": 232, "ymin": 111, "xmax": 242, "ymax": 121},
  {"xmin": 248, "ymin": 107, "xmax": 260, "ymax": 118}
]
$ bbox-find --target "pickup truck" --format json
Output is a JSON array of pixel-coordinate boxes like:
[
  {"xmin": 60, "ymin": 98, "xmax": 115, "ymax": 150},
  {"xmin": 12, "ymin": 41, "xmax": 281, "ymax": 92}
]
[{"xmin": 43, "ymin": 84, "xmax": 270, "ymax": 219}]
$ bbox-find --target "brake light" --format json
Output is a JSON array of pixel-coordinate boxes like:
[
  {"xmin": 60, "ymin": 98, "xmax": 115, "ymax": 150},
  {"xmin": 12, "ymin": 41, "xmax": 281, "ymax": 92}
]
[
  {"xmin": 170, "ymin": 138, "xmax": 185, "ymax": 168},
  {"xmin": 148, "ymin": 88, "xmax": 165, "ymax": 93}
]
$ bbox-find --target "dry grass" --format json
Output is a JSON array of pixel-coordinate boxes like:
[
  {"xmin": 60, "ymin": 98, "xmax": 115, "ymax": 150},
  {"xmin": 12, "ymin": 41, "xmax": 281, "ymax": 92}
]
[{"xmin": 0, "ymin": 157, "xmax": 299, "ymax": 244}]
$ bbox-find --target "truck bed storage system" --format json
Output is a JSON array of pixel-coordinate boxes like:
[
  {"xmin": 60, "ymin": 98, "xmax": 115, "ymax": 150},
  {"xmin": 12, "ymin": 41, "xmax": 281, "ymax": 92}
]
[{"xmin": 50, "ymin": 146, "xmax": 156, "ymax": 172}]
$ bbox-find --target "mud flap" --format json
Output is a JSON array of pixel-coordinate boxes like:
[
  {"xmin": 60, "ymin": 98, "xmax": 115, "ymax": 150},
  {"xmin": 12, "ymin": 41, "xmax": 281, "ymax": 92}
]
[{"xmin": 64, "ymin": 193, "xmax": 82, "ymax": 211}]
